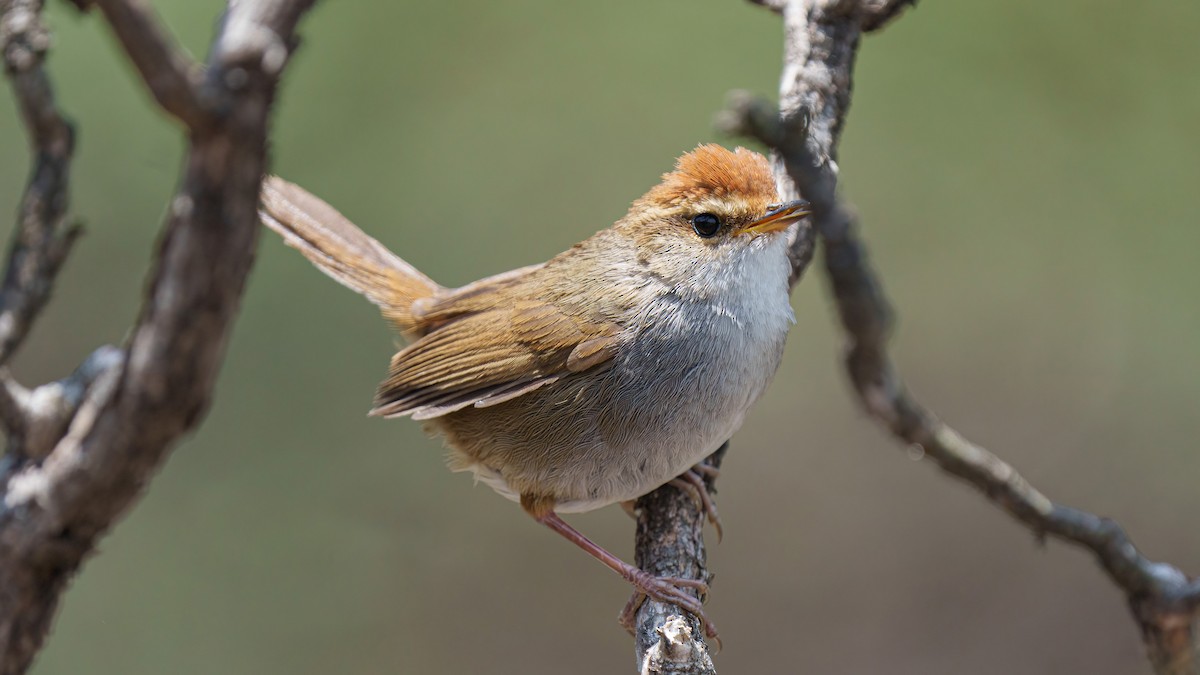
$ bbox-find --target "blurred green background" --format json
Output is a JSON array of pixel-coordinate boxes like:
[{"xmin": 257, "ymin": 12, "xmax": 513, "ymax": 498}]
[{"xmin": 3, "ymin": 1, "xmax": 1199, "ymax": 673}]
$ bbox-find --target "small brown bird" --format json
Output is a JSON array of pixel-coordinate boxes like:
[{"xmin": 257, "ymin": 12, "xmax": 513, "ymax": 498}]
[{"xmin": 259, "ymin": 144, "xmax": 809, "ymax": 639}]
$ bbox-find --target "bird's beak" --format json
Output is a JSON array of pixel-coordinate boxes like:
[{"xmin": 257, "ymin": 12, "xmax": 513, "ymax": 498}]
[{"xmin": 741, "ymin": 199, "xmax": 812, "ymax": 237}]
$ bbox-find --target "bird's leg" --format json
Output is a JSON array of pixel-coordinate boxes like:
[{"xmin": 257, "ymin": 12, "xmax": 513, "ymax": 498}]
[
  {"xmin": 522, "ymin": 495, "xmax": 717, "ymax": 641},
  {"xmin": 690, "ymin": 462, "xmax": 720, "ymax": 481},
  {"xmin": 668, "ymin": 465, "xmax": 723, "ymax": 542}
]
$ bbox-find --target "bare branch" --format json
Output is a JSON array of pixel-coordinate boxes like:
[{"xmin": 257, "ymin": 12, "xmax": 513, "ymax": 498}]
[
  {"xmin": 90, "ymin": 0, "xmax": 211, "ymax": 129},
  {"xmin": 749, "ymin": 0, "xmax": 915, "ymax": 29},
  {"xmin": 0, "ymin": 1, "xmax": 318, "ymax": 671},
  {"xmin": 0, "ymin": 0, "xmax": 81, "ymax": 365},
  {"xmin": 859, "ymin": 0, "xmax": 917, "ymax": 32},
  {"xmin": 0, "ymin": 347, "xmax": 122, "ymax": 462},
  {"xmin": 722, "ymin": 1, "xmax": 1200, "ymax": 672},
  {"xmin": 747, "ymin": 0, "xmax": 785, "ymax": 14},
  {"xmin": 632, "ymin": 446, "xmax": 725, "ymax": 674}
]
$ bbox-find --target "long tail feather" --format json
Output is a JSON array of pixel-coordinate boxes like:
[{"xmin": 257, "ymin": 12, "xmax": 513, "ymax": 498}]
[{"xmin": 260, "ymin": 176, "xmax": 441, "ymax": 334}]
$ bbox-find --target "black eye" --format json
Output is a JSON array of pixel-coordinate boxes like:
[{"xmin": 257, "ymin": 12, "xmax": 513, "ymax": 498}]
[{"xmin": 691, "ymin": 213, "xmax": 721, "ymax": 238}]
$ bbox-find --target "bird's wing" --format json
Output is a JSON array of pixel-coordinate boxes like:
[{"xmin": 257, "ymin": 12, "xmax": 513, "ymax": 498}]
[{"xmin": 371, "ymin": 293, "xmax": 620, "ymax": 420}]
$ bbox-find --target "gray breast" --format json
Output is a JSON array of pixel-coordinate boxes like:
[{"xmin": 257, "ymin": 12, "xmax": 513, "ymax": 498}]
[{"xmin": 585, "ymin": 292, "xmax": 789, "ymax": 504}]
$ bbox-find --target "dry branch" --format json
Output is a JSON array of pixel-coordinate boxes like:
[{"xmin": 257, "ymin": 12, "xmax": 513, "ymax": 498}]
[
  {"xmin": 0, "ymin": 0, "xmax": 317, "ymax": 672},
  {"xmin": 90, "ymin": 0, "xmax": 211, "ymax": 129},
  {"xmin": 632, "ymin": 446, "xmax": 727, "ymax": 674},
  {"xmin": 0, "ymin": 0, "xmax": 80, "ymax": 366},
  {"xmin": 720, "ymin": 1, "xmax": 1200, "ymax": 673}
]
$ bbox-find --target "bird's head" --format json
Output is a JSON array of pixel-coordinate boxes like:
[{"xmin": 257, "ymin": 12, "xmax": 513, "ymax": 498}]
[{"xmin": 615, "ymin": 144, "xmax": 810, "ymax": 294}]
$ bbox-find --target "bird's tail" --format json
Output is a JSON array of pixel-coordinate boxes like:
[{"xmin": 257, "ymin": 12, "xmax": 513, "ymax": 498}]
[{"xmin": 259, "ymin": 176, "xmax": 441, "ymax": 335}]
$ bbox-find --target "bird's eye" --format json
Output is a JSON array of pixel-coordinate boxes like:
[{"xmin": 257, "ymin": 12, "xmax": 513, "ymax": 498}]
[{"xmin": 691, "ymin": 213, "xmax": 721, "ymax": 238}]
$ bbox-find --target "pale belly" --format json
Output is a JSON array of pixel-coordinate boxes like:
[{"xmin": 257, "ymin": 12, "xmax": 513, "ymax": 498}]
[{"xmin": 432, "ymin": 277, "xmax": 794, "ymax": 513}]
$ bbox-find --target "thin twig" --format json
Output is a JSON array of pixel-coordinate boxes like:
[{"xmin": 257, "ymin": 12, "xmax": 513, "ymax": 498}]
[
  {"xmin": 747, "ymin": 0, "xmax": 785, "ymax": 14},
  {"xmin": 0, "ymin": 0, "xmax": 81, "ymax": 366},
  {"xmin": 725, "ymin": 1, "xmax": 1200, "ymax": 673},
  {"xmin": 90, "ymin": 0, "xmax": 212, "ymax": 129}
]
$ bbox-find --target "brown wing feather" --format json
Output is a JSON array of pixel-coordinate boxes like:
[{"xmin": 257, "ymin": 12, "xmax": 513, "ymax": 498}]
[{"xmin": 370, "ymin": 295, "xmax": 619, "ymax": 420}]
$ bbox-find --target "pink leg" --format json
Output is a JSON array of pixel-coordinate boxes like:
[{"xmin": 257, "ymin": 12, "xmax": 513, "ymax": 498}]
[{"xmin": 533, "ymin": 511, "xmax": 718, "ymax": 640}]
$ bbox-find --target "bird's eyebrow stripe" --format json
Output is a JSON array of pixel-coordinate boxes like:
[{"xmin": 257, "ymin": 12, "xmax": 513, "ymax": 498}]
[{"xmin": 686, "ymin": 197, "xmax": 760, "ymax": 219}]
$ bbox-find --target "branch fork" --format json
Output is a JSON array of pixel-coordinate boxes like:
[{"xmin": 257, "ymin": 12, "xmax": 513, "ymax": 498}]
[{"xmin": 0, "ymin": 1, "xmax": 318, "ymax": 672}]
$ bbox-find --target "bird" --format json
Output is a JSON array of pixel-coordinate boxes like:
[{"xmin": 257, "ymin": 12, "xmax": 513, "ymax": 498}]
[{"xmin": 259, "ymin": 144, "xmax": 809, "ymax": 640}]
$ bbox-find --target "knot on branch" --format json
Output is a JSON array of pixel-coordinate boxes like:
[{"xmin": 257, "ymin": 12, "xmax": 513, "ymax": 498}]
[
  {"xmin": 716, "ymin": 91, "xmax": 809, "ymax": 162},
  {"xmin": 639, "ymin": 616, "xmax": 715, "ymax": 675},
  {"xmin": 0, "ymin": 345, "xmax": 123, "ymax": 463}
]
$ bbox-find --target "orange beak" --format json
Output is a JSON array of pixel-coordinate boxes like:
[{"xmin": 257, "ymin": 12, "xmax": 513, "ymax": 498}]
[{"xmin": 741, "ymin": 199, "xmax": 812, "ymax": 237}]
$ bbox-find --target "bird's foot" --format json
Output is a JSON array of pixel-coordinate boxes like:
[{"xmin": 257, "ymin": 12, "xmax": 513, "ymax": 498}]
[
  {"xmin": 618, "ymin": 571, "xmax": 719, "ymax": 646},
  {"xmin": 668, "ymin": 465, "xmax": 723, "ymax": 542},
  {"xmin": 529, "ymin": 508, "xmax": 720, "ymax": 647}
]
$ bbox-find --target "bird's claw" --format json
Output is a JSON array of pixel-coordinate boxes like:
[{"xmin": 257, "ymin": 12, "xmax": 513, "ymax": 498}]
[
  {"xmin": 618, "ymin": 572, "xmax": 720, "ymax": 647},
  {"xmin": 669, "ymin": 466, "xmax": 724, "ymax": 542}
]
